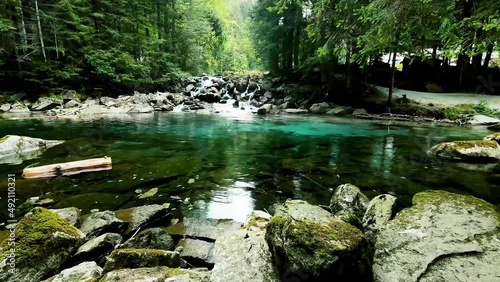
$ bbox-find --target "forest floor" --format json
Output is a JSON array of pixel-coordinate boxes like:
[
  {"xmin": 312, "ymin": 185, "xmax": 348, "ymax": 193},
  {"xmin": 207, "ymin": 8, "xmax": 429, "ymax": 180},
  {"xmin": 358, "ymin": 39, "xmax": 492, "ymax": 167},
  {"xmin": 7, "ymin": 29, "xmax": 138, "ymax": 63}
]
[{"xmin": 376, "ymin": 86, "xmax": 500, "ymax": 110}]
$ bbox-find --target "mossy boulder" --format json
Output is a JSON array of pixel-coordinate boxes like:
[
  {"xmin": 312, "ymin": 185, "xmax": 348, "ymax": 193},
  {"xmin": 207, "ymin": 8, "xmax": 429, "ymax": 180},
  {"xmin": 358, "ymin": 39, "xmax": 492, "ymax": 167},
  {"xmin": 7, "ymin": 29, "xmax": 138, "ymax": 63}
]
[
  {"xmin": 0, "ymin": 207, "xmax": 85, "ymax": 282},
  {"xmin": 99, "ymin": 267, "xmax": 209, "ymax": 282},
  {"xmin": 428, "ymin": 140, "xmax": 500, "ymax": 162},
  {"xmin": 102, "ymin": 248, "xmax": 180, "ymax": 272},
  {"xmin": 43, "ymin": 261, "xmax": 102, "ymax": 282},
  {"xmin": 484, "ymin": 132, "xmax": 500, "ymax": 144},
  {"xmin": 330, "ymin": 183, "xmax": 370, "ymax": 219},
  {"xmin": 373, "ymin": 190, "xmax": 500, "ymax": 282},
  {"xmin": 265, "ymin": 200, "xmax": 372, "ymax": 281}
]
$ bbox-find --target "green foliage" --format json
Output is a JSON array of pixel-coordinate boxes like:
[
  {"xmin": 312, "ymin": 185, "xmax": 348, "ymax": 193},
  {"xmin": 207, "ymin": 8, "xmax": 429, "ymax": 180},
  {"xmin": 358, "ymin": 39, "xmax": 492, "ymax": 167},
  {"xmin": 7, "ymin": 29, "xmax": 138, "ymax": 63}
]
[{"xmin": 444, "ymin": 101, "xmax": 494, "ymax": 119}]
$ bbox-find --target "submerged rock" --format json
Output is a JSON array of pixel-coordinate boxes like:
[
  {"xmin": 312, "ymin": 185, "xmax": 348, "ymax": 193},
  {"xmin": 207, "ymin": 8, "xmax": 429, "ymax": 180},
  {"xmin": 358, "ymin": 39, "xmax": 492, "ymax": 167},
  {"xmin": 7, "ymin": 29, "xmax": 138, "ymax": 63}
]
[
  {"xmin": 103, "ymin": 248, "xmax": 180, "ymax": 272},
  {"xmin": 329, "ymin": 183, "xmax": 370, "ymax": 219},
  {"xmin": 100, "ymin": 267, "xmax": 209, "ymax": 282},
  {"xmin": 373, "ymin": 190, "xmax": 500, "ymax": 282},
  {"xmin": 120, "ymin": 228, "xmax": 175, "ymax": 251},
  {"xmin": 428, "ymin": 140, "xmax": 500, "ymax": 162},
  {"xmin": 362, "ymin": 194, "xmax": 397, "ymax": 243},
  {"xmin": 43, "ymin": 261, "xmax": 102, "ymax": 282},
  {"xmin": 115, "ymin": 204, "xmax": 170, "ymax": 234},
  {"xmin": 79, "ymin": 211, "xmax": 128, "ymax": 238},
  {"xmin": 0, "ymin": 135, "xmax": 64, "ymax": 165},
  {"xmin": 265, "ymin": 200, "xmax": 372, "ymax": 281},
  {"xmin": 0, "ymin": 207, "xmax": 85, "ymax": 282},
  {"xmin": 211, "ymin": 212, "xmax": 279, "ymax": 282}
]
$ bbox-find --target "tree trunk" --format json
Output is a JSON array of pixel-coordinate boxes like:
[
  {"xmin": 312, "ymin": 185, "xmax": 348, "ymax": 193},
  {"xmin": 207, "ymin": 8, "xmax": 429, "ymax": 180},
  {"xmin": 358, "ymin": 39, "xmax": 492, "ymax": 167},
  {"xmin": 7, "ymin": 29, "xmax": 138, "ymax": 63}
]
[
  {"xmin": 345, "ymin": 46, "xmax": 352, "ymax": 92},
  {"xmin": 35, "ymin": 0, "xmax": 47, "ymax": 62},
  {"xmin": 432, "ymin": 44, "xmax": 438, "ymax": 58},
  {"xmin": 17, "ymin": 0, "xmax": 27, "ymax": 54},
  {"xmin": 388, "ymin": 51, "xmax": 397, "ymax": 105},
  {"xmin": 483, "ymin": 44, "xmax": 494, "ymax": 68},
  {"xmin": 53, "ymin": 21, "xmax": 59, "ymax": 59}
]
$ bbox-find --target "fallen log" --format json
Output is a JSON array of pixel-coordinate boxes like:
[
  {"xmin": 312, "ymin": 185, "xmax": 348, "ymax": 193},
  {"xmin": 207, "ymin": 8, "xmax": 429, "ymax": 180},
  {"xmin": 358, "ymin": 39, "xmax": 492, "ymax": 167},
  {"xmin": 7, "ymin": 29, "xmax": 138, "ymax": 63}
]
[{"xmin": 22, "ymin": 157, "xmax": 112, "ymax": 179}]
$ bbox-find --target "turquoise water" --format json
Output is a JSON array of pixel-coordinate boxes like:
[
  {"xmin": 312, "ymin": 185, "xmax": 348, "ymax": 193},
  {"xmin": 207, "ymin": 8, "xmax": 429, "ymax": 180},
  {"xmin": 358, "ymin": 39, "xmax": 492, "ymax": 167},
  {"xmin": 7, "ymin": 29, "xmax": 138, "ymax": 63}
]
[{"xmin": 0, "ymin": 113, "xmax": 498, "ymax": 223}]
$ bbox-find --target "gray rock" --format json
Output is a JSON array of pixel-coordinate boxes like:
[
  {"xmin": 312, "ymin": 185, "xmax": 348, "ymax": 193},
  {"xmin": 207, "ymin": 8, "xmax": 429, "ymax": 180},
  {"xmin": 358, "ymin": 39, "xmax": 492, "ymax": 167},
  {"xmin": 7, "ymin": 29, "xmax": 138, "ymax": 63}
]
[
  {"xmin": 32, "ymin": 97, "xmax": 61, "ymax": 111},
  {"xmin": 284, "ymin": 108, "xmax": 308, "ymax": 114},
  {"xmin": 100, "ymin": 267, "xmax": 210, "ymax": 282},
  {"xmin": 483, "ymin": 132, "xmax": 500, "ymax": 144},
  {"xmin": 362, "ymin": 194, "xmax": 397, "ymax": 243},
  {"xmin": 103, "ymin": 249, "xmax": 180, "ymax": 272},
  {"xmin": 8, "ymin": 102, "xmax": 30, "ymax": 113},
  {"xmin": 115, "ymin": 204, "xmax": 170, "ymax": 234},
  {"xmin": 309, "ymin": 102, "xmax": 331, "ymax": 114},
  {"xmin": 166, "ymin": 217, "xmax": 241, "ymax": 242},
  {"xmin": 329, "ymin": 183, "xmax": 370, "ymax": 219},
  {"xmin": 257, "ymin": 104, "xmax": 278, "ymax": 115},
  {"xmin": 0, "ymin": 104, "xmax": 11, "ymax": 112},
  {"xmin": 79, "ymin": 211, "xmax": 128, "ymax": 238},
  {"xmin": 64, "ymin": 100, "xmax": 80, "ymax": 109},
  {"xmin": 279, "ymin": 102, "xmax": 295, "ymax": 109},
  {"xmin": 50, "ymin": 207, "xmax": 81, "ymax": 227},
  {"xmin": 326, "ymin": 106, "xmax": 353, "ymax": 116},
  {"xmin": 265, "ymin": 200, "xmax": 372, "ymax": 280},
  {"xmin": 352, "ymin": 108, "xmax": 369, "ymax": 116},
  {"xmin": 243, "ymin": 210, "xmax": 272, "ymax": 231},
  {"xmin": 186, "ymin": 84, "xmax": 196, "ymax": 92},
  {"xmin": 467, "ymin": 114, "xmax": 500, "ymax": 125},
  {"xmin": 488, "ymin": 123, "xmax": 500, "ymax": 130},
  {"xmin": 0, "ymin": 208, "xmax": 85, "ymax": 282},
  {"xmin": 0, "ymin": 135, "xmax": 64, "ymax": 165},
  {"xmin": 373, "ymin": 190, "xmax": 500, "ymax": 282},
  {"xmin": 120, "ymin": 228, "xmax": 175, "ymax": 250},
  {"xmin": 428, "ymin": 140, "xmax": 500, "ymax": 162},
  {"xmin": 72, "ymin": 233, "xmax": 122, "ymax": 263},
  {"xmin": 178, "ymin": 239, "xmax": 215, "ymax": 266},
  {"xmin": 43, "ymin": 261, "xmax": 102, "ymax": 282}
]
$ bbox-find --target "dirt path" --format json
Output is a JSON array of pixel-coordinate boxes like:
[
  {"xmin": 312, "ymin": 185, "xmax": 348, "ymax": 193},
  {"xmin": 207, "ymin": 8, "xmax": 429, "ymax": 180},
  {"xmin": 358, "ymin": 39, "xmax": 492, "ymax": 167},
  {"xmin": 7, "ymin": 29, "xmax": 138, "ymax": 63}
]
[{"xmin": 376, "ymin": 86, "xmax": 500, "ymax": 110}]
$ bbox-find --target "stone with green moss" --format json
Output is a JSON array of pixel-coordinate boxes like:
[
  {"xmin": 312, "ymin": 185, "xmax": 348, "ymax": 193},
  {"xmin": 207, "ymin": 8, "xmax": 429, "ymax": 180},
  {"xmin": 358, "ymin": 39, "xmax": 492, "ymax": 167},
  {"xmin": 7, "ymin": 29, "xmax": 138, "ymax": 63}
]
[
  {"xmin": 99, "ymin": 267, "xmax": 209, "ymax": 282},
  {"xmin": 102, "ymin": 248, "xmax": 180, "ymax": 272},
  {"xmin": 484, "ymin": 132, "xmax": 500, "ymax": 144},
  {"xmin": 428, "ymin": 140, "xmax": 500, "ymax": 162},
  {"xmin": 43, "ymin": 261, "xmax": 102, "ymax": 282},
  {"xmin": 330, "ymin": 183, "xmax": 370, "ymax": 219},
  {"xmin": 0, "ymin": 207, "xmax": 85, "ymax": 282},
  {"xmin": 373, "ymin": 190, "xmax": 500, "ymax": 282},
  {"xmin": 265, "ymin": 200, "xmax": 372, "ymax": 281},
  {"xmin": 361, "ymin": 194, "xmax": 397, "ymax": 243}
]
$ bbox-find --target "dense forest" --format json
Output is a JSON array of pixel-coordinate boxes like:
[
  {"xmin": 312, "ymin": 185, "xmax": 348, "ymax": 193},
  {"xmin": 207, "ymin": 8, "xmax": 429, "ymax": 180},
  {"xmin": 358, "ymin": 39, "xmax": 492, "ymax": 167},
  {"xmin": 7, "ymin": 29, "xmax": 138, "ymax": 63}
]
[{"xmin": 0, "ymin": 0, "xmax": 499, "ymax": 98}]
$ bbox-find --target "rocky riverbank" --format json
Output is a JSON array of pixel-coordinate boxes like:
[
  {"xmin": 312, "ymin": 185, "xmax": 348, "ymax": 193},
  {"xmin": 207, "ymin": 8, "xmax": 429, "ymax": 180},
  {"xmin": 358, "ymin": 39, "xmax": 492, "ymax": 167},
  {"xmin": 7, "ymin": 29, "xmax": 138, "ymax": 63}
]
[
  {"xmin": 1, "ymin": 182, "xmax": 499, "ymax": 282},
  {"xmin": 1, "ymin": 75, "xmax": 500, "ymax": 127}
]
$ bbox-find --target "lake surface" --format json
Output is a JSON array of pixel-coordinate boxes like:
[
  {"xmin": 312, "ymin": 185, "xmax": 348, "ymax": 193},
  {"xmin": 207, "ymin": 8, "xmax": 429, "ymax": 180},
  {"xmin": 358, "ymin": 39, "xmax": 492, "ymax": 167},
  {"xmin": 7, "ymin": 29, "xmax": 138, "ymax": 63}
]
[{"xmin": 0, "ymin": 113, "xmax": 498, "ymax": 224}]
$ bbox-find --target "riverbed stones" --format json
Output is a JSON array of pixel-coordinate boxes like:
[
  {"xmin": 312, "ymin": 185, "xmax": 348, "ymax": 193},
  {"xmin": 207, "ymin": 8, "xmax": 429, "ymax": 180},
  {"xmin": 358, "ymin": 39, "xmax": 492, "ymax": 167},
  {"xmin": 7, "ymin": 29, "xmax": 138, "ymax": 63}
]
[
  {"xmin": 100, "ymin": 267, "xmax": 210, "ymax": 282},
  {"xmin": 309, "ymin": 102, "xmax": 331, "ymax": 114},
  {"xmin": 115, "ymin": 204, "xmax": 170, "ymax": 234},
  {"xmin": 120, "ymin": 228, "xmax": 175, "ymax": 250},
  {"xmin": 103, "ymin": 249, "xmax": 180, "ymax": 272},
  {"xmin": 79, "ymin": 210, "xmax": 128, "ymax": 238},
  {"xmin": 362, "ymin": 194, "xmax": 397, "ymax": 243},
  {"xmin": 373, "ymin": 190, "xmax": 500, "ymax": 282},
  {"xmin": 484, "ymin": 132, "xmax": 500, "ymax": 144},
  {"xmin": 32, "ymin": 97, "xmax": 61, "ymax": 111},
  {"xmin": 177, "ymin": 238, "xmax": 215, "ymax": 266},
  {"xmin": 428, "ymin": 140, "xmax": 500, "ymax": 162},
  {"xmin": 49, "ymin": 207, "xmax": 81, "ymax": 227},
  {"xmin": 330, "ymin": 183, "xmax": 370, "ymax": 219},
  {"xmin": 266, "ymin": 200, "xmax": 372, "ymax": 281},
  {"xmin": 326, "ymin": 106, "xmax": 353, "ymax": 116},
  {"xmin": 211, "ymin": 212, "xmax": 279, "ymax": 282},
  {"xmin": 43, "ymin": 261, "xmax": 103, "ymax": 282},
  {"xmin": 0, "ymin": 207, "xmax": 85, "ymax": 282},
  {"xmin": 0, "ymin": 104, "xmax": 11, "ymax": 112},
  {"xmin": 166, "ymin": 218, "xmax": 242, "ymax": 242},
  {"xmin": 72, "ymin": 233, "xmax": 122, "ymax": 263},
  {"xmin": 467, "ymin": 114, "xmax": 500, "ymax": 125}
]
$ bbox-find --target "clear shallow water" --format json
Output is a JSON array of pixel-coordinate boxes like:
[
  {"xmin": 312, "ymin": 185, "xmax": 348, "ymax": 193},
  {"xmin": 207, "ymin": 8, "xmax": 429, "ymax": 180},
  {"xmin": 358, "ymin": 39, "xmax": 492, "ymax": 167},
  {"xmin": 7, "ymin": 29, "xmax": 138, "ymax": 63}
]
[{"xmin": 0, "ymin": 113, "xmax": 498, "ymax": 224}]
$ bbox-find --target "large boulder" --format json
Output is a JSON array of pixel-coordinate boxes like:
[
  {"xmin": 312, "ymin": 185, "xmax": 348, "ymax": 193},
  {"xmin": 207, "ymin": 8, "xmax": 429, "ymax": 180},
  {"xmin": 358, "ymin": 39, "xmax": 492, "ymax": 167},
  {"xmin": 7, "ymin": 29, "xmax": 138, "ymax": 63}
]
[
  {"xmin": 177, "ymin": 238, "xmax": 215, "ymax": 266},
  {"xmin": 326, "ymin": 106, "xmax": 353, "ymax": 116},
  {"xmin": 361, "ymin": 194, "xmax": 397, "ymax": 243},
  {"xmin": 265, "ymin": 200, "xmax": 372, "ymax": 281},
  {"xmin": 120, "ymin": 227, "xmax": 175, "ymax": 250},
  {"xmin": 8, "ymin": 102, "xmax": 30, "ymax": 113},
  {"xmin": 0, "ymin": 135, "xmax": 64, "ymax": 165},
  {"xmin": 166, "ymin": 217, "xmax": 241, "ymax": 242},
  {"xmin": 32, "ymin": 97, "xmax": 61, "ymax": 111},
  {"xmin": 49, "ymin": 207, "xmax": 81, "ymax": 227},
  {"xmin": 0, "ymin": 104, "xmax": 11, "ymax": 112},
  {"xmin": 102, "ymin": 249, "xmax": 180, "ymax": 272},
  {"xmin": 309, "ymin": 102, "xmax": 331, "ymax": 114},
  {"xmin": 43, "ymin": 261, "xmax": 102, "ymax": 282},
  {"xmin": 79, "ymin": 211, "xmax": 128, "ymax": 239},
  {"xmin": 0, "ymin": 207, "xmax": 85, "ymax": 282},
  {"xmin": 467, "ymin": 114, "xmax": 500, "ymax": 125},
  {"xmin": 71, "ymin": 233, "xmax": 122, "ymax": 264},
  {"xmin": 100, "ymin": 267, "xmax": 209, "ymax": 282},
  {"xmin": 329, "ymin": 183, "xmax": 370, "ymax": 220},
  {"xmin": 373, "ymin": 190, "xmax": 500, "ymax": 282},
  {"xmin": 428, "ymin": 140, "xmax": 500, "ymax": 162},
  {"xmin": 211, "ymin": 211, "xmax": 279, "ymax": 282},
  {"xmin": 115, "ymin": 204, "xmax": 170, "ymax": 234}
]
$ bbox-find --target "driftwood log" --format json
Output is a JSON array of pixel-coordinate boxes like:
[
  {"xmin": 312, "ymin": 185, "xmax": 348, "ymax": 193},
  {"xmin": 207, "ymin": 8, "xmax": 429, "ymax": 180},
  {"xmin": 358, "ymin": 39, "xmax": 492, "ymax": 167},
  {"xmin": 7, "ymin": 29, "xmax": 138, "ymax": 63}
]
[{"xmin": 22, "ymin": 157, "xmax": 112, "ymax": 179}]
